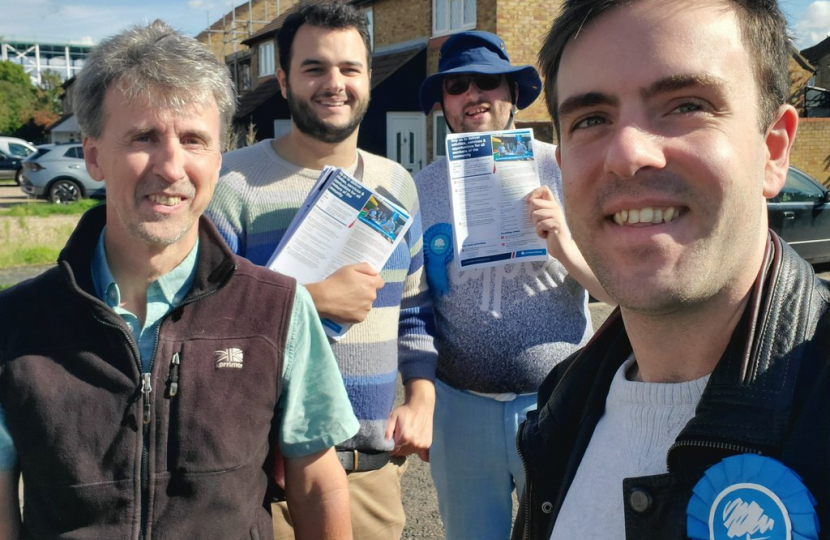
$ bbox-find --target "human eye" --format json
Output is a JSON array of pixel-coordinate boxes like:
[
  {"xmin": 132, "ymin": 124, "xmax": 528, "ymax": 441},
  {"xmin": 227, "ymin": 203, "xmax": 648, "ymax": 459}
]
[
  {"xmin": 182, "ymin": 135, "xmax": 208, "ymax": 148},
  {"xmin": 570, "ymin": 114, "xmax": 608, "ymax": 132},
  {"xmin": 669, "ymin": 99, "xmax": 710, "ymax": 115}
]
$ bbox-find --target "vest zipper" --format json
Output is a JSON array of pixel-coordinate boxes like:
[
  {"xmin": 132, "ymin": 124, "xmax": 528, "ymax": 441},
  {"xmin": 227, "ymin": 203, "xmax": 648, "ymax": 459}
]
[
  {"xmin": 515, "ymin": 421, "xmax": 532, "ymax": 540},
  {"xmin": 89, "ymin": 314, "xmax": 146, "ymax": 540}
]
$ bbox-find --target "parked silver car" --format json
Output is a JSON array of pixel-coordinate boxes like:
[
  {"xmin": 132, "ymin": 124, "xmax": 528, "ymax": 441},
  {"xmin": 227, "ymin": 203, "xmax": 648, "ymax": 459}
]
[{"xmin": 20, "ymin": 144, "xmax": 104, "ymax": 204}]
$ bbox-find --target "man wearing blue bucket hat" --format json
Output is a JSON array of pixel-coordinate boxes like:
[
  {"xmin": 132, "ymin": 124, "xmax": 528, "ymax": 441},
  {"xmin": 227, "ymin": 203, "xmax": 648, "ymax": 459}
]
[{"xmin": 414, "ymin": 31, "xmax": 610, "ymax": 539}]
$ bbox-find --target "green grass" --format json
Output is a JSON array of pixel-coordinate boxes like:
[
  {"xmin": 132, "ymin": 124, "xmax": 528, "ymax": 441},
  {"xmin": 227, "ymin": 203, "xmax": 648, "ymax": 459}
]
[
  {"xmin": 0, "ymin": 199, "xmax": 100, "ymax": 217},
  {"xmin": 0, "ymin": 246, "xmax": 61, "ymax": 268},
  {"xmin": 0, "ymin": 284, "xmax": 11, "ymax": 291},
  {"xmin": 0, "ymin": 214, "xmax": 79, "ymax": 269}
]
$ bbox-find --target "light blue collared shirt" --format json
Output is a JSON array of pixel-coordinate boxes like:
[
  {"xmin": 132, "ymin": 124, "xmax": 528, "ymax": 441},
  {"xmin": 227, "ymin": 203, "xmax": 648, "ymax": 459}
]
[{"xmin": 91, "ymin": 228, "xmax": 199, "ymax": 373}]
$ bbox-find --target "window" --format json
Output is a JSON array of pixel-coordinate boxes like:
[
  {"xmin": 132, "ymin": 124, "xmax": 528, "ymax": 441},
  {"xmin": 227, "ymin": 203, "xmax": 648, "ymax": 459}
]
[
  {"xmin": 775, "ymin": 169, "xmax": 827, "ymax": 203},
  {"xmin": 433, "ymin": 111, "xmax": 448, "ymax": 160},
  {"xmin": 64, "ymin": 146, "xmax": 84, "ymax": 159},
  {"xmin": 364, "ymin": 7, "xmax": 374, "ymax": 51},
  {"xmin": 9, "ymin": 143, "xmax": 33, "ymax": 157},
  {"xmin": 258, "ymin": 41, "xmax": 275, "ymax": 77},
  {"xmin": 433, "ymin": 0, "xmax": 476, "ymax": 36}
]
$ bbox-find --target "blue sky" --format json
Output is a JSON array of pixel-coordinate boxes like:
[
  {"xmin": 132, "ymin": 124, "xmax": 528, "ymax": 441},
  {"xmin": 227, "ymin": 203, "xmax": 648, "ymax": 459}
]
[{"xmin": 0, "ymin": 0, "xmax": 828, "ymax": 50}]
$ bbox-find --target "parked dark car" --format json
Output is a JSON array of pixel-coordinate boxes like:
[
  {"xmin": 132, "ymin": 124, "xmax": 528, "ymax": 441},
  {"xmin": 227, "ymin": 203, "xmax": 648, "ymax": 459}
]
[
  {"xmin": 20, "ymin": 144, "xmax": 104, "ymax": 204},
  {"xmin": 768, "ymin": 167, "xmax": 830, "ymax": 264},
  {"xmin": 0, "ymin": 137, "xmax": 36, "ymax": 184},
  {"xmin": 0, "ymin": 151, "xmax": 25, "ymax": 185}
]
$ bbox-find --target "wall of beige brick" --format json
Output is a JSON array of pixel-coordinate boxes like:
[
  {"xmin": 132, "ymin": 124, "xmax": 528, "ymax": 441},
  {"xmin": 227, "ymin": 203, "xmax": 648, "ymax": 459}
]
[
  {"xmin": 791, "ymin": 118, "xmax": 830, "ymax": 187},
  {"xmin": 496, "ymin": 0, "xmax": 562, "ymax": 124},
  {"xmin": 373, "ymin": 0, "xmax": 431, "ymax": 48}
]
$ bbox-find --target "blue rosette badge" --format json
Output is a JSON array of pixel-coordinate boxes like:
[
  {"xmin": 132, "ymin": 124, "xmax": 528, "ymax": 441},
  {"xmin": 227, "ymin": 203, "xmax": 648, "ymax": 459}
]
[{"xmin": 687, "ymin": 454, "xmax": 820, "ymax": 540}]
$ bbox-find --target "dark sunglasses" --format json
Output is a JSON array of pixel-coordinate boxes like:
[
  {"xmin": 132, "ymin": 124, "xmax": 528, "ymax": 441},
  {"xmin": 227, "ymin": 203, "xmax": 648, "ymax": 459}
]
[{"xmin": 443, "ymin": 73, "xmax": 504, "ymax": 96}]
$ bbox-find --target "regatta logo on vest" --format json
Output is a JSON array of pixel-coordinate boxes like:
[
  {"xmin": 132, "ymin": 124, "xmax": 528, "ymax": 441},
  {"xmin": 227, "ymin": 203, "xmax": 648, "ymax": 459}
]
[
  {"xmin": 711, "ymin": 485, "xmax": 787, "ymax": 540},
  {"xmin": 215, "ymin": 348, "xmax": 244, "ymax": 369}
]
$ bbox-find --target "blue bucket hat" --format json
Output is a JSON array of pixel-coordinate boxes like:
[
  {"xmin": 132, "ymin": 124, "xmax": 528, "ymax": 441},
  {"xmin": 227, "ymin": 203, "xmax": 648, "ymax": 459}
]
[{"xmin": 419, "ymin": 31, "xmax": 542, "ymax": 115}]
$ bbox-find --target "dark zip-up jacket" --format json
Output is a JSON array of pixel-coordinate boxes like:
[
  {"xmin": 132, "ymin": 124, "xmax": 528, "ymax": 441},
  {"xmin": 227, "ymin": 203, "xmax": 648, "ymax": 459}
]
[
  {"xmin": 513, "ymin": 233, "xmax": 830, "ymax": 539},
  {"xmin": 0, "ymin": 205, "xmax": 295, "ymax": 539}
]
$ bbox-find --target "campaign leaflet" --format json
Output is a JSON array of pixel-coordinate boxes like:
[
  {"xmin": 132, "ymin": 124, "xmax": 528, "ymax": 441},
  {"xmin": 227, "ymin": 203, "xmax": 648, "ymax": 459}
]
[
  {"xmin": 267, "ymin": 166, "xmax": 413, "ymax": 339},
  {"xmin": 445, "ymin": 128, "xmax": 548, "ymax": 269}
]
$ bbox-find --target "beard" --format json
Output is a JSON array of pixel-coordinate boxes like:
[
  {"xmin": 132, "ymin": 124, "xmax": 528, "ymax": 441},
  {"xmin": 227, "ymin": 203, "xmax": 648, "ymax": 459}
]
[{"xmin": 286, "ymin": 83, "xmax": 370, "ymax": 144}]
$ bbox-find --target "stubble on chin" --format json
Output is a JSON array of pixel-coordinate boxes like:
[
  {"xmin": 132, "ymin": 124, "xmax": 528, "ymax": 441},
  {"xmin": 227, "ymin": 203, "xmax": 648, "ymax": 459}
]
[{"xmin": 286, "ymin": 85, "xmax": 370, "ymax": 143}]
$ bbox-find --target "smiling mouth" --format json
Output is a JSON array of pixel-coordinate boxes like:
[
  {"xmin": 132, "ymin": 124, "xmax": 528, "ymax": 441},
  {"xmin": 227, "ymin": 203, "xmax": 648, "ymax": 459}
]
[
  {"xmin": 465, "ymin": 106, "xmax": 490, "ymax": 116},
  {"xmin": 314, "ymin": 92, "xmax": 349, "ymax": 108},
  {"xmin": 611, "ymin": 206, "xmax": 682, "ymax": 226},
  {"xmin": 149, "ymin": 194, "xmax": 183, "ymax": 206}
]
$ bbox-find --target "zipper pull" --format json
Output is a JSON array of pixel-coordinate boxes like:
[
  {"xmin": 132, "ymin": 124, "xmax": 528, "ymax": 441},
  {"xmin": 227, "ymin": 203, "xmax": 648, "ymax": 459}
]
[
  {"xmin": 141, "ymin": 373, "xmax": 153, "ymax": 425},
  {"xmin": 169, "ymin": 353, "xmax": 180, "ymax": 397}
]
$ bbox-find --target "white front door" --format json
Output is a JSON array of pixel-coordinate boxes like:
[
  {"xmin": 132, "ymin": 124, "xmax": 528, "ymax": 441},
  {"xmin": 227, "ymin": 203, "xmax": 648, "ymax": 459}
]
[{"xmin": 386, "ymin": 112, "xmax": 426, "ymax": 174}]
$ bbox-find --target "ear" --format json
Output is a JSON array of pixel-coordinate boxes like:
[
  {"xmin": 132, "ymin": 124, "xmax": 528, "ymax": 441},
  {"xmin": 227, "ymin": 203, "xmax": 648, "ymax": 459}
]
[
  {"xmin": 277, "ymin": 68, "xmax": 288, "ymax": 99},
  {"xmin": 82, "ymin": 136, "xmax": 105, "ymax": 183},
  {"xmin": 762, "ymin": 104, "xmax": 798, "ymax": 198},
  {"xmin": 555, "ymin": 144, "xmax": 561, "ymax": 167}
]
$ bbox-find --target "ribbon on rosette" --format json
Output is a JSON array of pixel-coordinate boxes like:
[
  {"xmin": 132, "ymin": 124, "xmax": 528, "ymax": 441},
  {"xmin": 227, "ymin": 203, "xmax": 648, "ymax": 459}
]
[{"xmin": 687, "ymin": 454, "xmax": 819, "ymax": 540}]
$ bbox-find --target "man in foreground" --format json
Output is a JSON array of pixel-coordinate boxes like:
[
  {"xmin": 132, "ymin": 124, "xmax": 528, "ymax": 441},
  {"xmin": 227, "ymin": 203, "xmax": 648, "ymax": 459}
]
[
  {"xmin": 415, "ymin": 31, "xmax": 609, "ymax": 539},
  {"xmin": 515, "ymin": 0, "xmax": 830, "ymax": 538},
  {"xmin": 0, "ymin": 20, "xmax": 357, "ymax": 540},
  {"xmin": 206, "ymin": 4, "xmax": 436, "ymax": 539}
]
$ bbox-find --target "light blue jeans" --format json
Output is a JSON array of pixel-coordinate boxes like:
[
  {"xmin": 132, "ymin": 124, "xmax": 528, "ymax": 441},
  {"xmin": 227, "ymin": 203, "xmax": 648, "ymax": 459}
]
[{"xmin": 430, "ymin": 379, "xmax": 537, "ymax": 540}]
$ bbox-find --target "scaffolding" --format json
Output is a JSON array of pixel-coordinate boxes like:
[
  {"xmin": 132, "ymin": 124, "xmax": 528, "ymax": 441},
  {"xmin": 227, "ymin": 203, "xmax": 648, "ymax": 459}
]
[
  {"xmin": 1, "ymin": 40, "xmax": 92, "ymax": 85},
  {"xmin": 202, "ymin": 0, "xmax": 285, "ymax": 59}
]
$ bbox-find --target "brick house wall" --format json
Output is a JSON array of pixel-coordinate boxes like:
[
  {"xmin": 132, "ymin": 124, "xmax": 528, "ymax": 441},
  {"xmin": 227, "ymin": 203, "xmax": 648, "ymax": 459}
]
[
  {"xmin": 791, "ymin": 118, "xmax": 830, "ymax": 187},
  {"xmin": 373, "ymin": 0, "xmax": 431, "ymax": 48}
]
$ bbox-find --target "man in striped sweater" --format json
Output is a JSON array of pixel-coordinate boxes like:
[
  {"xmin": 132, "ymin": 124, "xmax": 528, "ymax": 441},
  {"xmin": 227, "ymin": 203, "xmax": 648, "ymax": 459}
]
[{"xmin": 206, "ymin": 4, "xmax": 437, "ymax": 540}]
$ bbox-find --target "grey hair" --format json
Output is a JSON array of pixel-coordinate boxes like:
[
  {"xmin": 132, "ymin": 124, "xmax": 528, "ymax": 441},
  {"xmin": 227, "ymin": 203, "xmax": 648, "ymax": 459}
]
[{"xmin": 73, "ymin": 20, "xmax": 237, "ymax": 147}]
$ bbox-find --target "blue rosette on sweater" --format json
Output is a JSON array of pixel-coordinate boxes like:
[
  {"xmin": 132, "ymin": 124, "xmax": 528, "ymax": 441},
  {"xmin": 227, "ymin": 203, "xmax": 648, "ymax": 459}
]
[
  {"xmin": 423, "ymin": 223, "xmax": 454, "ymax": 296},
  {"xmin": 687, "ymin": 454, "xmax": 819, "ymax": 540}
]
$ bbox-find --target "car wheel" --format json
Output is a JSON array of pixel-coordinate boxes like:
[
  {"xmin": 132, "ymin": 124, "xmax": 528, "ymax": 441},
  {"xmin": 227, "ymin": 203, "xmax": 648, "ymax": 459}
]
[
  {"xmin": 48, "ymin": 179, "xmax": 82, "ymax": 204},
  {"xmin": 14, "ymin": 169, "xmax": 22, "ymax": 186}
]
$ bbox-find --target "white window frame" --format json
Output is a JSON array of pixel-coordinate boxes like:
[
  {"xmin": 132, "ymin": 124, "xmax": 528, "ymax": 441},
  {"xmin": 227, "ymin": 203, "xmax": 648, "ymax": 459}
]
[
  {"xmin": 258, "ymin": 41, "xmax": 275, "ymax": 77},
  {"xmin": 432, "ymin": 111, "xmax": 448, "ymax": 161},
  {"xmin": 364, "ymin": 7, "xmax": 374, "ymax": 51},
  {"xmin": 432, "ymin": 0, "xmax": 476, "ymax": 37}
]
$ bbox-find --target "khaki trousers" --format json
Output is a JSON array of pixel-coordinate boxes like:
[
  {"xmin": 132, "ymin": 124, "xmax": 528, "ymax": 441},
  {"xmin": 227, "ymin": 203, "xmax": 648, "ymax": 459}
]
[{"xmin": 272, "ymin": 457, "xmax": 408, "ymax": 540}]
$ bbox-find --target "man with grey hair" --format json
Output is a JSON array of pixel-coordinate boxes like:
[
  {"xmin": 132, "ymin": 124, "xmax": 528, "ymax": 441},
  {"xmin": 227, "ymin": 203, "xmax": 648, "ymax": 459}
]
[
  {"xmin": 0, "ymin": 20, "xmax": 357, "ymax": 540},
  {"xmin": 515, "ymin": 0, "xmax": 830, "ymax": 538}
]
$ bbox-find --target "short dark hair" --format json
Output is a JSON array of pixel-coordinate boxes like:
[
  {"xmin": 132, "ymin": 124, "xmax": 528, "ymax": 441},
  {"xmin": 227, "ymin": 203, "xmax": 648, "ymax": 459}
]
[
  {"xmin": 539, "ymin": 0, "xmax": 791, "ymax": 137},
  {"xmin": 277, "ymin": 2, "xmax": 372, "ymax": 76}
]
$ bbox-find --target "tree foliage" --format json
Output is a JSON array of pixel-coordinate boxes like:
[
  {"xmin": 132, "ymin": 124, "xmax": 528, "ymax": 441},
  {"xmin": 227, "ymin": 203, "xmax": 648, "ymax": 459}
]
[{"xmin": 0, "ymin": 61, "xmax": 64, "ymax": 141}]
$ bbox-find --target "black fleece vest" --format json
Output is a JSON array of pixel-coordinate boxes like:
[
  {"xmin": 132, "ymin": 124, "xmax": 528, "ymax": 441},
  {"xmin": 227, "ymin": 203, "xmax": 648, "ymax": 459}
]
[{"xmin": 0, "ymin": 206, "xmax": 295, "ymax": 539}]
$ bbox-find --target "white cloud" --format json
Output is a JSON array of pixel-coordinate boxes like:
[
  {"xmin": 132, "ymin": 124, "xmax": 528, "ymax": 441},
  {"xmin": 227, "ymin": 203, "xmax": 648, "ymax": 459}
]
[{"xmin": 794, "ymin": 1, "xmax": 830, "ymax": 48}]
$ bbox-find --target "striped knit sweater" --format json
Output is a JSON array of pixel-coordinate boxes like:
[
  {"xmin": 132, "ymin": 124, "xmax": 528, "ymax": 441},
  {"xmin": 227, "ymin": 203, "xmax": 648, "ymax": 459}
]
[{"xmin": 206, "ymin": 140, "xmax": 437, "ymax": 452}]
